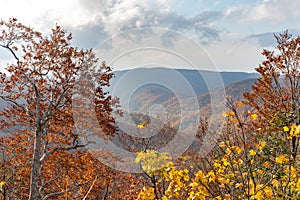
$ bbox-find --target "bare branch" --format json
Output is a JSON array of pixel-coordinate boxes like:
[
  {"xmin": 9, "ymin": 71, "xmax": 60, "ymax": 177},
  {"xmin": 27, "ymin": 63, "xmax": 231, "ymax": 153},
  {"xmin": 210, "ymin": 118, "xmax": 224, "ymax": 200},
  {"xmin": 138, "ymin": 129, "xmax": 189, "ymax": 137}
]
[
  {"xmin": 42, "ymin": 180, "xmax": 90, "ymax": 200},
  {"xmin": 39, "ymin": 143, "xmax": 86, "ymax": 163}
]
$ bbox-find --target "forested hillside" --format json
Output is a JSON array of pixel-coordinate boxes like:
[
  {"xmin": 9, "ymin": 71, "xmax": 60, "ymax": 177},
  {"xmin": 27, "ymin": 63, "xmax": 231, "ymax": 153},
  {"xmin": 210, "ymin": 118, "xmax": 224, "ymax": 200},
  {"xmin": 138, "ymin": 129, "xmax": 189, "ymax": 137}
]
[{"xmin": 0, "ymin": 19, "xmax": 300, "ymax": 200}]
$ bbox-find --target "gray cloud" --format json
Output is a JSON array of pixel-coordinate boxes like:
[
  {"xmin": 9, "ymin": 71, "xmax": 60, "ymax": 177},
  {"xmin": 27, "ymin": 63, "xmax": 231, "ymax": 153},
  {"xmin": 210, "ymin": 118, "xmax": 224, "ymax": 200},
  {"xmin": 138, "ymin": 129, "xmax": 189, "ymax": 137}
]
[
  {"xmin": 70, "ymin": 0, "xmax": 223, "ymax": 47},
  {"xmin": 246, "ymin": 32, "xmax": 277, "ymax": 47},
  {"xmin": 69, "ymin": 22, "xmax": 109, "ymax": 49},
  {"xmin": 246, "ymin": 29, "xmax": 300, "ymax": 47}
]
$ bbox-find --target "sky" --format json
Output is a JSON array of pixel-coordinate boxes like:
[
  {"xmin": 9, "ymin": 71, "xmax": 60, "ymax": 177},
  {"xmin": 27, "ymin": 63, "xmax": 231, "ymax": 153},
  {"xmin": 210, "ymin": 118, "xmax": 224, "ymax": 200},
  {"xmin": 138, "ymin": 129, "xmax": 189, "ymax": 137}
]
[{"xmin": 1, "ymin": 0, "xmax": 300, "ymax": 72}]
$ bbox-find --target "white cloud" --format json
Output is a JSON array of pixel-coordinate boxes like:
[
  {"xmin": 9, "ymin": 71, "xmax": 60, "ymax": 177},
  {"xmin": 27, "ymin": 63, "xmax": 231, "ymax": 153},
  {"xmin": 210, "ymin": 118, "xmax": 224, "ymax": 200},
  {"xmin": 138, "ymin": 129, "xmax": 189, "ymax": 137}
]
[
  {"xmin": 224, "ymin": 0, "xmax": 300, "ymax": 25},
  {"xmin": 0, "ymin": 0, "xmax": 100, "ymax": 31},
  {"xmin": 2, "ymin": 0, "xmax": 298, "ymax": 72}
]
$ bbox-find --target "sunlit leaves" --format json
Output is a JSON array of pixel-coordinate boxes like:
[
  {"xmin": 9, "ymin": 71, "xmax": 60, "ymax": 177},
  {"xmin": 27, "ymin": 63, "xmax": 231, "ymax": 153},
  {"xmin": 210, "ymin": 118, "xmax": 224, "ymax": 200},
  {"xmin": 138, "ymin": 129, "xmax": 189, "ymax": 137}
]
[
  {"xmin": 250, "ymin": 113, "xmax": 258, "ymax": 121},
  {"xmin": 137, "ymin": 121, "xmax": 147, "ymax": 129},
  {"xmin": 135, "ymin": 150, "xmax": 171, "ymax": 174}
]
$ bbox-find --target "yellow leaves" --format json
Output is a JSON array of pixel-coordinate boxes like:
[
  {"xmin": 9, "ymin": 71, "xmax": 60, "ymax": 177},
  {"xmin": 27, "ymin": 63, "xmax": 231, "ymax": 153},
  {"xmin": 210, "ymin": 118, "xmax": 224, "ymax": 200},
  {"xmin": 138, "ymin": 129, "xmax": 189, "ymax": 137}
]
[
  {"xmin": 222, "ymin": 111, "xmax": 234, "ymax": 117},
  {"xmin": 219, "ymin": 141, "xmax": 226, "ymax": 148},
  {"xmin": 188, "ymin": 188, "xmax": 209, "ymax": 200},
  {"xmin": 214, "ymin": 196, "xmax": 222, "ymax": 200},
  {"xmin": 254, "ymin": 190, "xmax": 264, "ymax": 200},
  {"xmin": 222, "ymin": 111, "xmax": 239, "ymax": 123},
  {"xmin": 135, "ymin": 121, "xmax": 299, "ymax": 199},
  {"xmin": 235, "ymin": 101, "xmax": 244, "ymax": 108},
  {"xmin": 137, "ymin": 121, "xmax": 147, "ymax": 129},
  {"xmin": 206, "ymin": 171, "xmax": 216, "ymax": 183},
  {"xmin": 296, "ymin": 178, "xmax": 300, "ymax": 191},
  {"xmin": 135, "ymin": 150, "xmax": 171, "ymax": 174},
  {"xmin": 283, "ymin": 126, "xmax": 289, "ymax": 132},
  {"xmin": 138, "ymin": 187, "xmax": 155, "ymax": 200},
  {"xmin": 219, "ymin": 141, "xmax": 229, "ymax": 148},
  {"xmin": 283, "ymin": 124, "xmax": 300, "ymax": 139},
  {"xmin": 271, "ymin": 179, "xmax": 281, "ymax": 188},
  {"xmin": 0, "ymin": 181, "xmax": 6, "ymax": 186},
  {"xmin": 249, "ymin": 150, "xmax": 256, "ymax": 157},
  {"xmin": 225, "ymin": 148, "xmax": 231, "ymax": 155},
  {"xmin": 213, "ymin": 161, "xmax": 221, "ymax": 168},
  {"xmin": 275, "ymin": 154, "xmax": 289, "ymax": 164},
  {"xmin": 258, "ymin": 141, "xmax": 266, "ymax": 150},
  {"xmin": 247, "ymin": 179, "xmax": 255, "ymax": 195},
  {"xmin": 291, "ymin": 124, "xmax": 300, "ymax": 134},
  {"xmin": 283, "ymin": 165, "xmax": 297, "ymax": 180},
  {"xmin": 233, "ymin": 146, "xmax": 243, "ymax": 154},
  {"xmin": 250, "ymin": 113, "xmax": 258, "ymax": 121},
  {"xmin": 286, "ymin": 124, "xmax": 300, "ymax": 139},
  {"xmin": 0, "ymin": 181, "xmax": 6, "ymax": 191},
  {"xmin": 189, "ymin": 182, "xmax": 198, "ymax": 187},
  {"xmin": 222, "ymin": 157, "xmax": 230, "ymax": 166},
  {"xmin": 195, "ymin": 170, "xmax": 206, "ymax": 181},
  {"xmin": 224, "ymin": 194, "xmax": 231, "ymax": 200},
  {"xmin": 196, "ymin": 185, "xmax": 210, "ymax": 197},
  {"xmin": 229, "ymin": 118, "xmax": 239, "ymax": 123},
  {"xmin": 237, "ymin": 159, "xmax": 243, "ymax": 164},
  {"xmin": 137, "ymin": 124, "xmax": 144, "ymax": 129},
  {"xmin": 217, "ymin": 177, "xmax": 229, "ymax": 185},
  {"xmin": 217, "ymin": 166, "xmax": 226, "ymax": 173},
  {"xmin": 178, "ymin": 169, "xmax": 190, "ymax": 182},
  {"xmin": 263, "ymin": 186, "xmax": 273, "ymax": 198},
  {"xmin": 235, "ymin": 182, "xmax": 243, "ymax": 189}
]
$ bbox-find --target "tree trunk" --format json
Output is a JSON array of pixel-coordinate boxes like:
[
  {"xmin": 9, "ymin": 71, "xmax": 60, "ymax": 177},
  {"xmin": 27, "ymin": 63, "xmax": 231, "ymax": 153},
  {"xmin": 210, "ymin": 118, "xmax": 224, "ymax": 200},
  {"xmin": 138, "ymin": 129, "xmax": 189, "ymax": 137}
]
[{"xmin": 29, "ymin": 130, "xmax": 42, "ymax": 200}]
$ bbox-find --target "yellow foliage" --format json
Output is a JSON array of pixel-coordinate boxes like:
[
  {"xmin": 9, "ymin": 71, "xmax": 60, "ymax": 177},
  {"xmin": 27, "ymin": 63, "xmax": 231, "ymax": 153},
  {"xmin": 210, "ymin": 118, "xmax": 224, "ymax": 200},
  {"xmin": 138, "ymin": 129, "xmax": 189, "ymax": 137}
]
[
  {"xmin": 136, "ymin": 113, "xmax": 300, "ymax": 200},
  {"xmin": 138, "ymin": 187, "xmax": 155, "ymax": 200},
  {"xmin": 287, "ymin": 124, "xmax": 300, "ymax": 139},
  {"xmin": 222, "ymin": 111, "xmax": 234, "ymax": 118},
  {"xmin": 137, "ymin": 121, "xmax": 147, "ymax": 129},
  {"xmin": 250, "ymin": 113, "xmax": 258, "ymax": 121},
  {"xmin": 249, "ymin": 149, "xmax": 256, "ymax": 156},
  {"xmin": 275, "ymin": 154, "xmax": 289, "ymax": 164}
]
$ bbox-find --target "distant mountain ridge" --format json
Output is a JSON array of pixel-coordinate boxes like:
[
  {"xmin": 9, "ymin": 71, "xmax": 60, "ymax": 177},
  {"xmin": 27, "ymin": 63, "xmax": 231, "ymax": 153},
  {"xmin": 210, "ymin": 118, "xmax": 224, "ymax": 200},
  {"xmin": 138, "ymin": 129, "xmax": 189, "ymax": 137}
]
[
  {"xmin": 112, "ymin": 77, "xmax": 258, "ymax": 151},
  {"xmin": 110, "ymin": 68, "xmax": 258, "ymax": 100}
]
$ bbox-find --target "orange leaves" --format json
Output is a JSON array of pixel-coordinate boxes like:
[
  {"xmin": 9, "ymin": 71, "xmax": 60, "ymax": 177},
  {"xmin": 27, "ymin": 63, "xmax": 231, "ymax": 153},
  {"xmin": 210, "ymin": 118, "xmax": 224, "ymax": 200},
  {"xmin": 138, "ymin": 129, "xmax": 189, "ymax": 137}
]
[
  {"xmin": 244, "ymin": 31, "xmax": 300, "ymax": 134},
  {"xmin": 0, "ymin": 18, "xmax": 121, "ymax": 199},
  {"xmin": 12, "ymin": 46, "xmax": 18, "ymax": 51},
  {"xmin": 66, "ymin": 34, "xmax": 72, "ymax": 41}
]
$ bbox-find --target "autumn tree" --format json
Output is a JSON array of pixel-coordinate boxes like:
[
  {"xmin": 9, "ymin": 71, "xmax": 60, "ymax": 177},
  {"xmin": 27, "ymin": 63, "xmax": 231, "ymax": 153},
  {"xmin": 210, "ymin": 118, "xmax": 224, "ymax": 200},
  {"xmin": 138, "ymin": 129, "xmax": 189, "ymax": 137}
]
[
  {"xmin": 0, "ymin": 18, "xmax": 118, "ymax": 199},
  {"xmin": 244, "ymin": 30, "xmax": 300, "ymax": 159},
  {"xmin": 135, "ymin": 31, "xmax": 300, "ymax": 199}
]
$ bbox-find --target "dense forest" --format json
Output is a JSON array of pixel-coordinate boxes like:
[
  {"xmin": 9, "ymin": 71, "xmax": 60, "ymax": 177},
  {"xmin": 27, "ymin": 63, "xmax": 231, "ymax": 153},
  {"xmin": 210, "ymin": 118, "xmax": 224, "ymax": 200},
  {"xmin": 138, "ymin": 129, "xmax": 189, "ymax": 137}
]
[{"xmin": 0, "ymin": 18, "xmax": 300, "ymax": 199}]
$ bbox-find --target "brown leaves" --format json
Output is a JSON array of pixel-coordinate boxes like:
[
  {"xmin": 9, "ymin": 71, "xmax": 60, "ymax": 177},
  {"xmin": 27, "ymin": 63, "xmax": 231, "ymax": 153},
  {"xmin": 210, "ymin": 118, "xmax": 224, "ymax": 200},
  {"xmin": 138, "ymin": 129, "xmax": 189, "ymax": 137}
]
[
  {"xmin": 244, "ymin": 30, "xmax": 300, "ymax": 131},
  {"xmin": 0, "ymin": 18, "xmax": 122, "ymax": 199}
]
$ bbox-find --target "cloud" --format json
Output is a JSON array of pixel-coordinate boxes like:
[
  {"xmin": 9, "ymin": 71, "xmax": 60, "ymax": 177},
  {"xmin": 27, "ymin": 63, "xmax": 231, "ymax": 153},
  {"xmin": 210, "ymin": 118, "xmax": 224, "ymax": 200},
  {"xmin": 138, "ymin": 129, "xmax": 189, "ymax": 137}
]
[
  {"xmin": 245, "ymin": 29, "xmax": 300, "ymax": 48},
  {"xmin": 0, "ymin": 0, "xmax": 223, "ymax": 48},
  {"xmin": 68, "ymin": 22, "xmax": 109, "ymax": 49},
  {"xmin": 225, "ymin": 0, "xmax": 300, "ymax": 25},
  {"xmin": 246, "ymin": 32, "xmax": 277, "ymax": 47},
  {"xmin": 75, "ymin": 0, "xmax": 222, "ymax": 46},
  {"xmin": 249, "ymin": 0, "xmax": 300, "ymax": 23}
]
